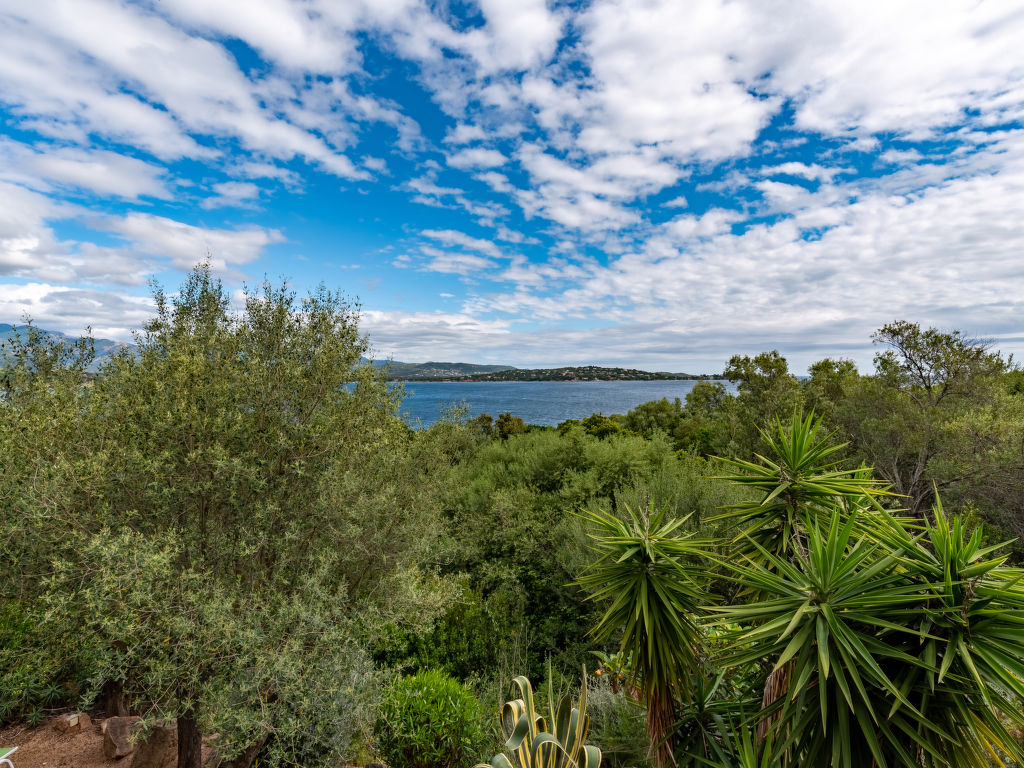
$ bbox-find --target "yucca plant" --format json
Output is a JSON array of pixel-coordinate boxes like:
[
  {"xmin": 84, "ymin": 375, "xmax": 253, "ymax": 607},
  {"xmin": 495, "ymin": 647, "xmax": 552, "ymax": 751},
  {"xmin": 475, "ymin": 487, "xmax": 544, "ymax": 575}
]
[
  {"xmin": 711, "ymin": 411, "xmax": 891, "ymax": 563},
  {"xmin": 716, "ymin": 504, "xmax": 1024, "ymax": 767},
  {"xmin": 575, "ymin": 503, "xmax": 709, "ymax": 767},
  {"xmin": 886, "ymin": 501, "xmax": 1024, "ymax": 767},
  {"xmin": 715, "ymin": 512, "xmax": 929, "ymax": 766},
  {"xmin": 711, "ymin": 413, "xmax": 1024, "ymax": 767},
  {"xmin": 730, "ymin": 727, "xmax": 774, "ymax": 768},
  {"xmin": 475, "ymin": 666, "xmax": 600, "ymax": 768},
  {"xmin": 711, "ymin": 411, "xmax": 902, "ymax": 760},
  {"xmin": 577, "ymin": 412, "xmax": 1024, "ymax": 767},
  {"xmin": 668, "ymin": 668, "xmax": 758, "ymax": 767}
]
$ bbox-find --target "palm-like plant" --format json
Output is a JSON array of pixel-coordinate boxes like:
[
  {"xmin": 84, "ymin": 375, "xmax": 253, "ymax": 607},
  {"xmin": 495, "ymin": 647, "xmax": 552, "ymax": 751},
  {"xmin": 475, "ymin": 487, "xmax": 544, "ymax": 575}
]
[
  {"xmin": 711, "ymin": 414, "xmax": 1024, "ymax": 767},
  {"xmin": 577, "ymin": 412, "xmax": 1024, "ymax": 767},
  {"xmin": 712, "ymin": 411, "xmax": 890, "ymax": 563},
  {"xmin": 716, "ymin": 512, "xmax": 929, "ymax": 766},
  {"xmin": 575, "ymin": 504, "xmax": 709, "ymax": 767},
  {"xmin": 889, "ymin": 502, "xmax": 1024, "ymax": 767}
]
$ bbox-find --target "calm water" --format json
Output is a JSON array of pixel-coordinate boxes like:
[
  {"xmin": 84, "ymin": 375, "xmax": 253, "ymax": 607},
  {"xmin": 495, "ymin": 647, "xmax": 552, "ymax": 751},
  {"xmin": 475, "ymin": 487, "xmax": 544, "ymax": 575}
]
[{"xmin": 396, "ymin": 380, "xmax": 728, "ymax": 427}]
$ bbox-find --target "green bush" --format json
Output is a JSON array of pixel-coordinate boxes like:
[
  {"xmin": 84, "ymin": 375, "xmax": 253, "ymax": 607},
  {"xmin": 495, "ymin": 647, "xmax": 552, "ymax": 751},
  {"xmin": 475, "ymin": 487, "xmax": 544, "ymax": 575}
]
[
  {"xmin": 585, "ymin": 676, "xmax": 650, "ymax": 768},
  {"xmin": 0, "ymin": 601, "xmax": 96, "ymax": 725},
  {"xmin": 376, "ymin": 669, "xmax": 488, "ymax": 768}
]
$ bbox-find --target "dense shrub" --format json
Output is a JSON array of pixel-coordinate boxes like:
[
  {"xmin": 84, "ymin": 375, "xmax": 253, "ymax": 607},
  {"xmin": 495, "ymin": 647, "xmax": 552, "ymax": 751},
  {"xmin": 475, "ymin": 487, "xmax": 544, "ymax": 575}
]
[
  {"xmin": 375, "ymin": 669, "xmax": 488, "ymax": 768},
  {"xmin": 0, "ymin": 601, "xmax": 96, "ymax": 725},
  {"xmin": 586, "ymin": 675, "xmax": 651, "ymax": 768}
]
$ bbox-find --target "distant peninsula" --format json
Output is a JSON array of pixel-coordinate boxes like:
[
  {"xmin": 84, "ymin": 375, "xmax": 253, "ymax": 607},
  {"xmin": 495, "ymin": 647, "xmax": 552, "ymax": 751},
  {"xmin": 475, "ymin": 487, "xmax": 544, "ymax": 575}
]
[
  {"xmin": 387, "ymin": 364, "xmax": 725, "ymax": 382},
  {"xmin": 375, "ymin": 361, "xmax": 516, "ymax": 379}
]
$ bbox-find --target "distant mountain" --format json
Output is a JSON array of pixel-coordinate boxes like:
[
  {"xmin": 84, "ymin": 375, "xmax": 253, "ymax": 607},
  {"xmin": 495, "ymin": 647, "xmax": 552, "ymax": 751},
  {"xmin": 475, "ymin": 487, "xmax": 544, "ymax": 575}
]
[
  {"xmin": 0, "ymin": 324, "xmax": 131, "ymax": 371},
  {"xmin": 382, "ymin": 361, "xmax": 517, "ymax": 379}
]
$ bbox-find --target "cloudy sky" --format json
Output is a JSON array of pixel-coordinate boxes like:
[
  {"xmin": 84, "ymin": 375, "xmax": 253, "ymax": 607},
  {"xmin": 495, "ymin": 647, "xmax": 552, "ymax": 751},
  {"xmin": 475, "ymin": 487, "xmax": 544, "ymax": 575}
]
[{"xmin": 1, "ymin": 0, "xmax": 1023, "ymax": 372}]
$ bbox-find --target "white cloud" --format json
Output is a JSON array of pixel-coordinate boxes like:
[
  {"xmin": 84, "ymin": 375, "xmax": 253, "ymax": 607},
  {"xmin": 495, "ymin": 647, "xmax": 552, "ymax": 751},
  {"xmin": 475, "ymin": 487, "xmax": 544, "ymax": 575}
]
[
  {"xmin": 101, "ymin": 213, "xmax": 285, "ymax": 275},
  {"xmin": 361, "ymin": 308, "xmax": 512, "ymax": 362},
  {"xmin": 575, "ymin": 0, "xmax": 776, "ymax": 161},
  {"xmin": 200, "ymin": 182, "xmax": 263, "ymax": 210},
  {"xmin": 758, "ymin": 163, "xmax": 843, "ymax": 183},
  {"xmin": 0, "ymin": 141, "xmax": 172, "ymax": 200},
  {"xmin": 151, "ymin": 0, "xmax": 356, "ymax": 72},
  {"xmin": 447, "ymin": 147, "xmax": 508, "ymax": 170},
  {"xmin": 444, "ymin": 124, "xmax": 488, "ymax": 144},
  {"xmin": 0, "ymin": 0, "xmax": 370, "ymax": 177},
  {"xmin": 772, "ymin": 2, "xmax": 1024, "ymax": 137},
  {"xmin": 421, "ymin": 249, "xmax": 496, "ymax": 275},
  {"xmin": 0, "ymin": 282, "xmax": 154, "ymax": 340},
  {"xmin": 420, "ymin": 229, "xmax": 503, "ymax": 259},
  {"xmin": 470, "ymin": 0, "xmax": 564, "ymax": 73}
]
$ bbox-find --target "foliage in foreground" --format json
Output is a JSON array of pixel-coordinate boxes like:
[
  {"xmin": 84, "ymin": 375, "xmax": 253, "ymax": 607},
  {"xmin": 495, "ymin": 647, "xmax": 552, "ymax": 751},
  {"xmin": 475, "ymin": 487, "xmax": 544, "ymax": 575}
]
[
  {"xmin": 376, "ymin": 669, "xmax": 490, "ymax": 768},
  {"xmin": 0, "ymin": 266, "xmax": 460, "ymax": 767},
  {"xmin": 579, "ymin": 412, "xmax": 1024, "ymax": 767}
]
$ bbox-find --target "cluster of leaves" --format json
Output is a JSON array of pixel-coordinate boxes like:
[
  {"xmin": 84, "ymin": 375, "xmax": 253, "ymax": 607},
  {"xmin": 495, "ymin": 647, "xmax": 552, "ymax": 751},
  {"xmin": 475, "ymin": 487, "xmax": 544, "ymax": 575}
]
[
  {"xmin": 392, "ymin": 425, "xmax": 743, "ymax": 685},
  {"xmin": 578, "ymin": 412, "xmax": 1024, "ymax": 768},
  {"xmin": 376, "ymin": 669, "xmax": 491, "ymax": 768}
]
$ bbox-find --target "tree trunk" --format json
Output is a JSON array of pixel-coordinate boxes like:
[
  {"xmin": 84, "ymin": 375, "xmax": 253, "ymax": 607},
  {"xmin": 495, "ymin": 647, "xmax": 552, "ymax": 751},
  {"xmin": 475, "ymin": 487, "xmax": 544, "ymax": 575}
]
[
  {"xmin": 178, "ymin": 711, "xmax": 203, "ymax": 768},
  {"xmin": 646, "ymin": 688, "xmax": 675, "ymax": 768},
  {"xmin": 758, "ymin": 661, "xmax": 793, "ymax": 763},
  {"xmin": 100, "ymin": 679, "xmax": 129, "ymax": 718}
]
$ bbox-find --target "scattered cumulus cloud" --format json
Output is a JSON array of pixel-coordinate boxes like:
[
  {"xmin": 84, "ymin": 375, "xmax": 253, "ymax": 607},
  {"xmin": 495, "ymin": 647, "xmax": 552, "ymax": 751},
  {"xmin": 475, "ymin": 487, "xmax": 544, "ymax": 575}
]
[
  {"xmin": 447, "ymin": 147, "xmax": 508, "ymax": 170},
  {"xmin": 0, "ymin": 0, "xmax": 1022, "ymax": 368}
]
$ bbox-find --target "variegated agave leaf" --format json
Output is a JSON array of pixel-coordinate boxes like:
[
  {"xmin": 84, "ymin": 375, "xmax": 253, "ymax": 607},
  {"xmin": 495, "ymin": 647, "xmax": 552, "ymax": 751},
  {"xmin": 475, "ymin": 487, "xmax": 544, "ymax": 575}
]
[{"xmin": 475, "ymin": 668, "xmax": 601, "ymax": 768}]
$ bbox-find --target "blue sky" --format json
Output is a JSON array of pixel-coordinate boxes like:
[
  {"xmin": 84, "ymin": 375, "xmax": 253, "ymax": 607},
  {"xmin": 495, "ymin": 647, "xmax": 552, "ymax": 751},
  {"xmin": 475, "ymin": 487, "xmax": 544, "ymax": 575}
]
[{"xmin": 1, "ymin": 0, "xmax": 1023, "ymax": 372}]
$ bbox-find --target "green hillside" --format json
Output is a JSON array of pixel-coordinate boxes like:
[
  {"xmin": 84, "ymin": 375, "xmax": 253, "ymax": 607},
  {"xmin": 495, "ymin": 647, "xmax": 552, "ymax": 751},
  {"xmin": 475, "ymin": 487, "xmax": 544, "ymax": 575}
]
[
  {"xmin": 0, "ymin": 324, "xmax": 130, "ymax": 371},
  {"xmin": 382, "ymin": 361, "xmax": 517, "ymax": 379},
  {"xmin": 408, "ymin": 365, "xmax": 721, "ymax": 381}
]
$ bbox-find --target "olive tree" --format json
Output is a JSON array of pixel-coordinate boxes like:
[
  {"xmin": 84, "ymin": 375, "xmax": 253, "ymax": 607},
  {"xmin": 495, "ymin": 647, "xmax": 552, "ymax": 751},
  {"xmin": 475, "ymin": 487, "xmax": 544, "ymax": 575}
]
[
  {"xmin": 829, "ymin": 321, "xmax": 1016, "ymax": 521},
  {"xmin": 4, "ymin": 266, "xmax": 457, "ymax": 767}
]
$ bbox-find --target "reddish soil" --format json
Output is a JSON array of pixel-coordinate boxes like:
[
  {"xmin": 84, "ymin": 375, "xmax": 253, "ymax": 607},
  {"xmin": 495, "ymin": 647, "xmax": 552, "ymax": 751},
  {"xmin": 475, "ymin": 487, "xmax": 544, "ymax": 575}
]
[
  {"xmin": 0, "ymin": 717, "xmax": 214, "ymax": 768},
  {"xmin": 0, "ymin": 718, "xmax": 110, "ymax": 768}
]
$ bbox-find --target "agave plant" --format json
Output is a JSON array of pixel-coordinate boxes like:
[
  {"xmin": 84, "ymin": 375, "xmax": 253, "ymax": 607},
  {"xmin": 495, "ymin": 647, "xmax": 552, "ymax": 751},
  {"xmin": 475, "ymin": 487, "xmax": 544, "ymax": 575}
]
[{"xmin": 475, "ymin": 667, "xmax": 600, "ymax": 768}]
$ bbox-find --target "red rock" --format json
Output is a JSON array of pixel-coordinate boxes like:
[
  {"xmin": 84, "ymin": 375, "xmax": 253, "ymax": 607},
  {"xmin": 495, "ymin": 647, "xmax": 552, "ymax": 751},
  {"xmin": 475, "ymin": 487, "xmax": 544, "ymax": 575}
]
[
  {"xmin": 54, "ymin": 712, "xmax": 92, "ymax": 733},
  {"xmin": 103, "ymin": 716, "xmax": 140, "ymax": 759},
  {"xmin": 130, "ymin": 720, "xmax": 177, "ymax": 768}
]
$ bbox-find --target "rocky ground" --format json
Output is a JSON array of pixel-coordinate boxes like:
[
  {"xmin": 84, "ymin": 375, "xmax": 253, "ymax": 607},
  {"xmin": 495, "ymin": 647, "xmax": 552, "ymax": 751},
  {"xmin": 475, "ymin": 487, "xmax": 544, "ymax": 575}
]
[{"xmin": 0, "ymin": 715, "xmax": 213, "ymax": 768}]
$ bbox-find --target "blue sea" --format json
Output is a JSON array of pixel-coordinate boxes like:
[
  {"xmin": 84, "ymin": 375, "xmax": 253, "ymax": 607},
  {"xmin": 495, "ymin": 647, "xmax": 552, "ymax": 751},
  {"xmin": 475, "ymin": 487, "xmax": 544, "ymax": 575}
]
[{"xmin": 395, "ymin": 380, "xmax": 728, "ymax": 427}]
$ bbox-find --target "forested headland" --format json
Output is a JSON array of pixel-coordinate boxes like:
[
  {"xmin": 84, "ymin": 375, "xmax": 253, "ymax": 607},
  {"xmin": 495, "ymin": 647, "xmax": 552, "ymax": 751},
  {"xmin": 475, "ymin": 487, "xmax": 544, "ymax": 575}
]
[
  {"xmin": 3, "ymin": 266, "xmax": 1024, "ymax": 768},
  {"xmin": 389, "ymin": 365, "xmax": 723, "ymax": 381}
]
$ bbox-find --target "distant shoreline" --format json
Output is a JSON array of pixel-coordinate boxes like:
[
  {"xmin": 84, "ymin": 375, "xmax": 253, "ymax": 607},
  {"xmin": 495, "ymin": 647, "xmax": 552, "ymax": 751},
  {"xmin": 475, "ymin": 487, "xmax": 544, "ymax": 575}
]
[
  {"xmin": 390, "ymin": 379, "xmax": 713, "ymax": 383},
  {"xmin": 390, "ymin": 374, "xmax": 728, "ymax": 383}
]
